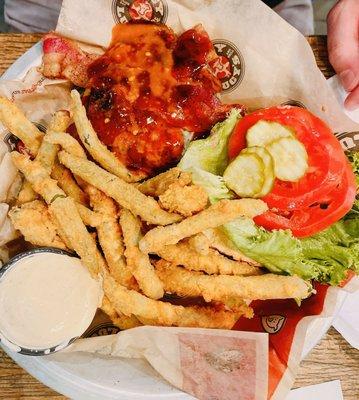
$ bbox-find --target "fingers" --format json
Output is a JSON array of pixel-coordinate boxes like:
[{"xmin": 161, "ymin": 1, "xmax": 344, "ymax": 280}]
[
  {"xmin": 345, "ymin": 86, "xmax": 359, "ymax": 110},
  {"xmin": 327, "ymin": 0, "xmax": 359, "ymax": 90},
  {"xmin": 327, "ymin": 0, "xmax": 359, "ymax": 108}
]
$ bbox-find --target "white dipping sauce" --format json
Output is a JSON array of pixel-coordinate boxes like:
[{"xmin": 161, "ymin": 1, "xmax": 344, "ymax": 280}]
[{"xmin": 0, "ymin": 252, "xmax": 103, "ymax": 350}]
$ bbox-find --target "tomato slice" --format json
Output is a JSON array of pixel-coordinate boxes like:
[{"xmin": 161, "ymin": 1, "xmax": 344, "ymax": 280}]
[
  {"xmin": 228, "ymin": 106, "xmax": 346, "ymax": 210},
  {"xmin": 254, "ymin": 164, "xmax": 357, "ymax": 237}
]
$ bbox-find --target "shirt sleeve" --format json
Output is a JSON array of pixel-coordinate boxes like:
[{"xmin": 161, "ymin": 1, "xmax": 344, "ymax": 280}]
[{"xmin": 4, "ymin": 0, "xmax": 62, "ymax": 33}]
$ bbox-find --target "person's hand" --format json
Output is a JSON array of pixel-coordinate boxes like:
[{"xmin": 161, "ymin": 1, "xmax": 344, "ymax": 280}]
[{"xmin": 327, "ymin": 0, "xmax": 359, "ymax": 110}]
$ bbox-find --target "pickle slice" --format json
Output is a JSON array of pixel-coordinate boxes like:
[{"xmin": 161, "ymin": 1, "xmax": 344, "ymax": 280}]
[
  {"xmin": 223, "ymin": 153, "xmax": 265, "ymax": 198},
  {"xmin": 267, "ymin": 137, "xmax": 308, "ymax": 182}
]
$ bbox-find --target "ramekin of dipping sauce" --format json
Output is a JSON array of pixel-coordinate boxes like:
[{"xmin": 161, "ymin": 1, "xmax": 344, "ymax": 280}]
[{"xmin": 0, "ymin": 248, "xmax": 103, "ymax": 356}]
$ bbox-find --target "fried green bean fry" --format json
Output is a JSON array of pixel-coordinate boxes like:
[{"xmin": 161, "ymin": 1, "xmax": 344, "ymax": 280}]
[
  {"xmin": 203, "ymin": 228, "xmax": 260, "ymax": 265},
  {"xmin": 139, "ymin": 199, "xmax": 268, "ymax": 253},
  {"xmin": 137, "ymin": 167, "xmax": 192, "ymax": 197},
  {"xmin": 157, "ymin": 241, "xmax": 261, "ymax": 276},
  {"xmin": 58, "ymin": 151, "xmax": 182, "ymax": 225},
  {"xmin": 17, "ymin": 110, "xmax": 71, "ymax": 204},
  {"xmin": 101, "ymin": 295, "xmax": 141, "ymax": 330},
  {"xmin": 155, "ymin": 260, "xmax": 312, "ymax": 302},
  {"xmin": 45, "ymin": 130, "xmax": 87, "ymax": 159},
  {"xmin": 86, "ymin": 186, "xmax": 136, "ymax": 289},
  {"xmin": 102, "ymin": 270, "xmax": 239, "ymax": 329},
  {"xmin": 0, "ymin": 97, "xmax": 43, "ymax": 156},
  {"xmin": 37, "ymin": 111, "xmax": 72, "ymax": 171},
  {"xmin": 75, "ymin": 203, "xmax": 104, "ymax": 228},
  {"xmin": 9, "ymin": 200, "xmax": 67, "ymax": 250},
  {"xmin": 11, "ymin": 152, "xmax": 66, "ymax": 205},
  {"xmin": 51, "ymin": 163, "xmax": 87, "ymax": 205},
  {"xmin": 120, "ymin": 209, "xmax": 164, "ymax": 299}
]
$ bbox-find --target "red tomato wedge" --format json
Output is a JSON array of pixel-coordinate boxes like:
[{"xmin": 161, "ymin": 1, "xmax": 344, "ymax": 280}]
[
  {"xmin": 228, "ymin": 106, "xmax": 346, "ymax": 210},
  {"xmin": 254, "ymin": 165, "xmax": 356, "ymax": 237}
]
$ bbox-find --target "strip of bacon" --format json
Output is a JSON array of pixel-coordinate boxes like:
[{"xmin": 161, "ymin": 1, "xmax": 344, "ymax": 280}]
[{"xmin": 41, "ymin": 33, "xmax": 99, "ymax": 87}]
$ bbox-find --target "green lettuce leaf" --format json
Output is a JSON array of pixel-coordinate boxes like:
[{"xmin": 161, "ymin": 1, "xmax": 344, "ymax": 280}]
[
  {"xmin": 223, "ymin": 218, "xmax": 318, "ymax": 280},
  {"xmin": 178, "ymin": 108, "xmax": 241, "ymax": 175},
  {"xmin": 347, "ymin": 151, "xmax": 359, "ymax": 186},
  {"xmin": 189, "ymin": 167, "xmax": 234, "ymax": 203},
  {"xmin": 223, "ymin": 216, "xmax": 359, "ymax": 285},
  {"xmin": 300, "ymin": 218, "xmax": 359, "ymax": 285}
]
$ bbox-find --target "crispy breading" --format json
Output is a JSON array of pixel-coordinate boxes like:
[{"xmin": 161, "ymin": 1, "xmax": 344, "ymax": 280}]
[
  {"xmin": 75, "ymin": 203, "xmax": 105, "ymax": 227},
  {"xmin": 139, "ymin": 199, "xmax": 268, "ymax": 253},
  {"xmin": 71, "ymin": 90, "xmax": 144, "ymax": 182},
  {"xmin": 101, "ymin": 295, "xmax": 141, "ymax": 330},
  {"xmin": 49, "ymin": 196, "xmax": 105, "ymax": 278},
  {"xmin": 137, "ymin": 167, "xmax": 192, "ymax": 197},
  {"xmin": 120, "ymin": 209, "xmax": 164, "ymax": 299},
  {"xmin": 86, "ymin": 186, "xmax": 136, "ymax": 289},
  {"xmin": 37, "ymin": 110, "xmax": 72, "ymax": 171},
  {"xmin": 155, "ymin": 260, "xmax": 312, "ymax": 302},
  {"xmin": 6, "ymin": 173, "xmax": 22, "ymax": 204},
  {"xmin": 51, "ymin": 162, "xmax": 87, "ymax": 205},
  {"xmin": 45, "ymin": 130, "xmax": 87, "ymax": 159},
  {"xmin": 41, "ymin": 128, "xmax": 88, "ymax": 206},
  {"xmin": 17, "ymin": 110, "xmax": 71, "ymax": 204},
  {"xmin": 12, "ymin": 152, "xmax": 66, "ymax": 205},
  {"xmin": 187, "ymin": 232, "xmax": 211, "ymax": 255},
  {"xmin": 203, "ymin": 228, "xmax": 261, "ymax": 265},
  {"xmin": 157, "ymin": 241, "xmax": 261, "ymax": 276},
  {"xmin": 102, "ymin": 270, "xmax": 239, "ymax": 329},
  {"xmin": 159, "ymin": 184, "xmax": 208, "ymax": 217},
  {"xmin": 17, "ymin": 181, "xmax": 39, "ymax": 204},
  {"xmin": 0, "ymin": 97, "xmax": 43, "ymax": 156},
  {"xmin": 9, "ymin": 200, "xmax": 67, "ymax": 250},
  {"xmin": 48, "ymin": 110, "xmax": 72, "ymax": 131},
  {"xmin": 58, "ymin": 151, "xmax": 182, "ymax": 226}
]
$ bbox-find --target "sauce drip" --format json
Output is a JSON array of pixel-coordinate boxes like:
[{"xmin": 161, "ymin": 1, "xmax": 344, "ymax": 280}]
[{"xmin": 85, "ymin": 23, "xmax": 229, "ymax": 176}]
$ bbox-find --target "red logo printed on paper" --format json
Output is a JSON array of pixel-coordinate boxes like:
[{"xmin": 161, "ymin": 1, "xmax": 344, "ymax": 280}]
[
  {"xmin": 261, "ymin": 315, "xmax": 286, "ymax": 334},
  {"xmin": 210, "ymin": 56, "xmax": 232, "ymax": 80},
  {"xmin": 210, "ymin": 40, "xmax": 245, "ymax": 93},
  {"xmin": 129, "ymin": 0, "xmax": 153, "ymax": 20},
  {"xmin": 112, "ymin": 0, "xmax": 168, "ymax": 24}
]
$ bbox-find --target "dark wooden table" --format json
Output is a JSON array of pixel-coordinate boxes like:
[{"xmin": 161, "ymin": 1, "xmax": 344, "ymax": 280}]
[{"xmin": 0, "ymin": 34, "xmax": 358, "ymax": 400}]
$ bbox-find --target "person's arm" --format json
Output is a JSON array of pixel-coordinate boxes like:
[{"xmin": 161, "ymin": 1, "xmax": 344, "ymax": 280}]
[{"xmin": 327, "ymin": 0, "xmax": 359, "ymax": 110}]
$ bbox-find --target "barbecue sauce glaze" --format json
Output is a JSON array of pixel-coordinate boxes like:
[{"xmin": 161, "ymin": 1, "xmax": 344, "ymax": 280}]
[{"xmin": 85, "ymin": 23, "xmax": 230, "ymax": 177}]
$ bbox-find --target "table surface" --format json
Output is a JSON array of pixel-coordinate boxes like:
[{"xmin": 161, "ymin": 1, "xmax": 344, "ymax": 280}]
[{"xmin": 0, "ymin": 34, "xmax": 358, "ymax": 400}]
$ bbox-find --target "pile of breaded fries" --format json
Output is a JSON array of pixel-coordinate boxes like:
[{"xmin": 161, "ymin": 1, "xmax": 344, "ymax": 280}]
[{"xmin": 0, "ymin": 90, "xmax": 311, "ymax": 330}]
